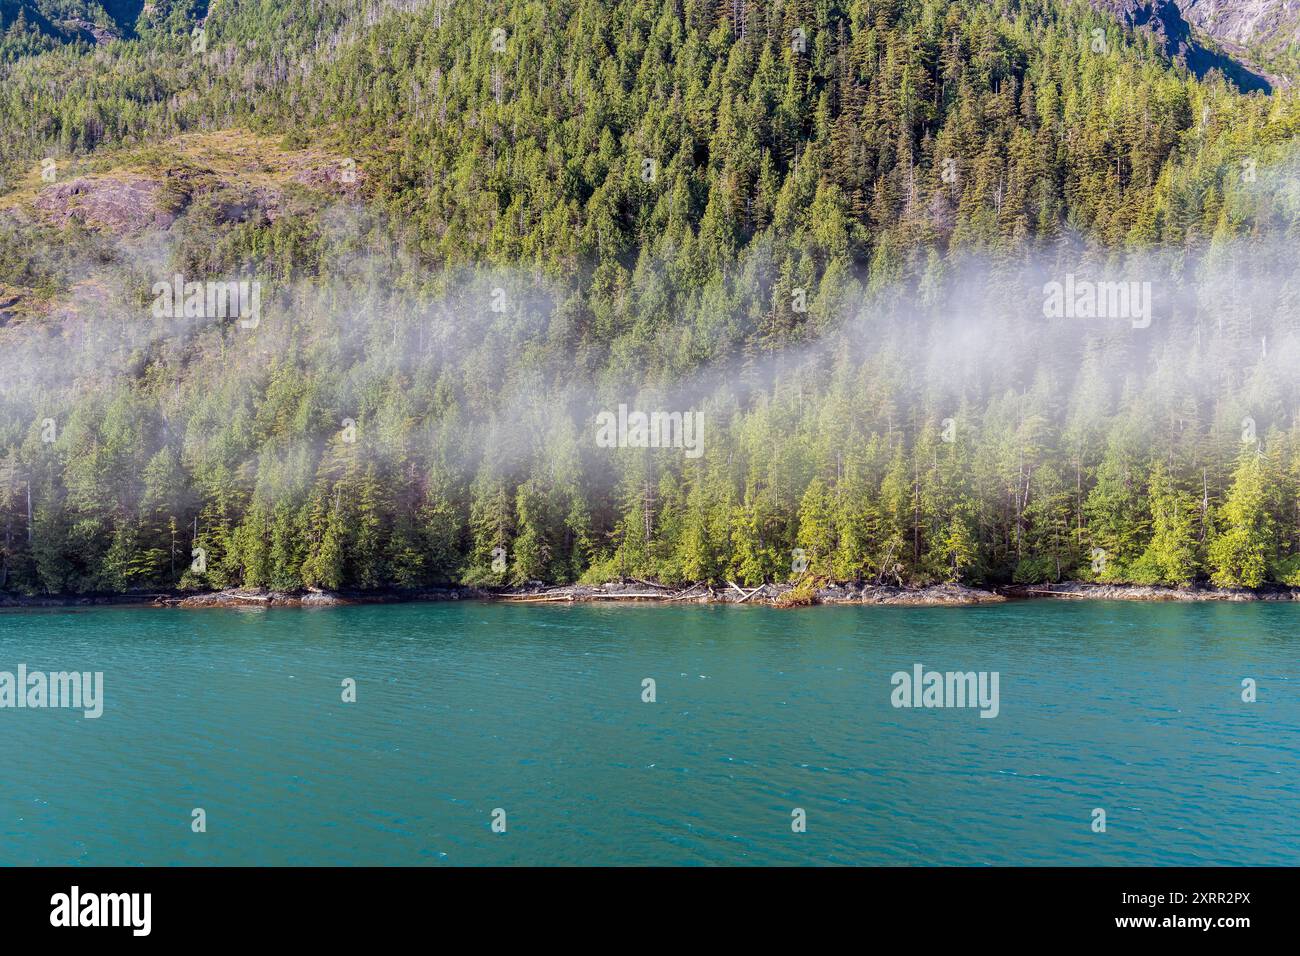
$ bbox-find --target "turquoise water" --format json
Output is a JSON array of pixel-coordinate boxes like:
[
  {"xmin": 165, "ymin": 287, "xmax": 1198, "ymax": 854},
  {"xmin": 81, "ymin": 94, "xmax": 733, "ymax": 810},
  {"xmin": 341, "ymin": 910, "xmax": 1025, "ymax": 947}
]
[{"xmin": 0, "ymin": 600, "xmax": 1296, "ymax": 866}]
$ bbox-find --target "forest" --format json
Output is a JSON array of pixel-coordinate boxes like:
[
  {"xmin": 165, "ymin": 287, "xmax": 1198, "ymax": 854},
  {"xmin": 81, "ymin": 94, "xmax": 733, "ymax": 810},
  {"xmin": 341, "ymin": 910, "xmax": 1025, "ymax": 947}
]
[{"xmin": 0, "ymin": 0, "xmax": 1298, "ymax": 594}]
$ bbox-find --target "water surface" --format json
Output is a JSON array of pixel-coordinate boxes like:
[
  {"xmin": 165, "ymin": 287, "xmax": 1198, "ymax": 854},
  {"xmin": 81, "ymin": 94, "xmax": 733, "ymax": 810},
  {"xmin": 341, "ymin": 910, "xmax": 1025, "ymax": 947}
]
[{"xmin": 0, "ymin": 600, "xmax": 1295, "ymax": 865}]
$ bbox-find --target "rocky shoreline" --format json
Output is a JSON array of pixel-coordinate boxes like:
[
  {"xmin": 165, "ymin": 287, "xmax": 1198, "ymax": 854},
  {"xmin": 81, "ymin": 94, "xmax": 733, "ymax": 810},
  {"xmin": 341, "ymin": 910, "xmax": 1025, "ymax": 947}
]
[
  {"xmin": 3, "ymin": 579, "xmax": 1298, "ymax": 610},
  {"xmin": 999, "ymin": 581, "xmax": 1300, "ymax": 602},
  {"xmin": 490, "ymin": 580, "xmax": 1007, "ymax": 606}
]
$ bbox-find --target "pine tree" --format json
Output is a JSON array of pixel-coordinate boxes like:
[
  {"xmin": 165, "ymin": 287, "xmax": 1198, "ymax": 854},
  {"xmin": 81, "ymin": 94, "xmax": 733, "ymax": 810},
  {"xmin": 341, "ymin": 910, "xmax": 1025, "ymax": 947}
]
[{"xmin": 1208, "ymin": 451, "xmax": 1276, "ymax": 589}]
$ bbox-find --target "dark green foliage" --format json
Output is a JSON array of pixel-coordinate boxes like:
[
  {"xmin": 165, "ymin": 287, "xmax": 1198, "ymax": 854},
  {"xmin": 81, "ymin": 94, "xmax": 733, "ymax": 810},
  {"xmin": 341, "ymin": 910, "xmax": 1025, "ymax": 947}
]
[{"xmin": 1, "ymin": 0, "xmax": 1299, "ymax": 594}]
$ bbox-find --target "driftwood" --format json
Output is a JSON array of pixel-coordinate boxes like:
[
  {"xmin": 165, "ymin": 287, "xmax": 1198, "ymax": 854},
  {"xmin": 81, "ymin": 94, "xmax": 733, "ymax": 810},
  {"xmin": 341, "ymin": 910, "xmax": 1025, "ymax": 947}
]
[
  {"xmin": 630, "ymin": 577, "xmax": 672, "ymax": 590},
  {"xmin": 500, "ymin": 585, "xmax": 710, "ymax": 603},
  {"xmin": 669, "ymin": 583, "xmax": 703, "ymax": 601},
  {"xmin": 727, "ymin": 580, "xmax": 766, "ymax": 603}
]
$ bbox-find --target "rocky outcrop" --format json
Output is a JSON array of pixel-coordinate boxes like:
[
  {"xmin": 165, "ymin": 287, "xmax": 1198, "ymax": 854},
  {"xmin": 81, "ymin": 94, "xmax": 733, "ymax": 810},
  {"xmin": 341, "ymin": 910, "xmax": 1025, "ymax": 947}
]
[
  {"xmin": 1000, "ymin": 582, "xmax": 1300, "ymax": 601},
  {"xmin": 1179, "ymin": 0, "xmax": 1300, "ymax": 51},
  {"xmin": 13, "ymin": 132, "xmax": 366, "ymax": 241},
  {"xmin": 1092, "ymin": 0, "xmax": 1274, "ymax": 91},
  {"xmin": 816, "ymin": 582, "xmax": 1006, "ymax": 605},
  {"xmin": 495, "ymin": 580, "xmax": 1007, "ymax": 606},
  {"xmin": 1096, "ymin": 0, "xmax": 1199, "ymax": 57},
  {"xmin": 4, "ymin": 581, "xmax": 1298, "ymax": 608},
  {"xmin": 59, "ymin": 18, "xmax": 122, "ymax": 45},
  {"xmin": 174, "ymin": 587, "xmax": 470, "ymax": 607},
  {"xmin": 33, "ymin": 176, "xmax": 176, "ymax": 234}
]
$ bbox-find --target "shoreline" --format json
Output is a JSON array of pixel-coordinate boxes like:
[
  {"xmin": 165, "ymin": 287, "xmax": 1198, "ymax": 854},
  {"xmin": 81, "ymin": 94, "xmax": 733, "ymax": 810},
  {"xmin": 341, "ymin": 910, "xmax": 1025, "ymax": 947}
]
[{"xmin": 2, "ymin": 580, "xmax": 1298, "ymax": 610}]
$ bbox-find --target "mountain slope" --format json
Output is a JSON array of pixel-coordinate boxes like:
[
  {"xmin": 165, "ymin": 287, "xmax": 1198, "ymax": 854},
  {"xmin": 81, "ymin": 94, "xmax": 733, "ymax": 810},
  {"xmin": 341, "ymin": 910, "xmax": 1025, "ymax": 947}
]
[
  {"xmin": 0, "ymin": 0, "xmax": 142, "ymax": 51},
  {"xmin": 1092, "ymin": 0, "xmax": 1273, "ymax": 89},
  {"xmin": 1179, "ymin": 0, "xmax": 1300, "ymax": 79},
  {"xmin": 1180, "ymin": 0, "xmax": 1300, "ymax": 50},
  {"xmin": 0, "ymin": 0, "xmax": 1298, "ymax": 596}
]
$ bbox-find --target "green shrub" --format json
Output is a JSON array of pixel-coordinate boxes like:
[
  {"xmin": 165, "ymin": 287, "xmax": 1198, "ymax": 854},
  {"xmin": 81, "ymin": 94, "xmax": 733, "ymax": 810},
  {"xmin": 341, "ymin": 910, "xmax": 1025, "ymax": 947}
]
[{"xmin": 1012, "ymin": 556, "xmax": 1057, "ymax": 585}]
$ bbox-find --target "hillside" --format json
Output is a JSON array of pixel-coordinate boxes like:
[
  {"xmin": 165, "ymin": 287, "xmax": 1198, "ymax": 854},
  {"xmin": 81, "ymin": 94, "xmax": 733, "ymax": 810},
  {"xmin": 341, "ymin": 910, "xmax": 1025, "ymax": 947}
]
[
  {"xmin": 0, "ymin": 0, "xmax": 1299, "ymax": 596},
  {"xmin": 1180, "ymin": 0, "xmax": 1300, "ymax": 77},
  {"xmin": 1091, "ymin": 0, "xmax": 1274, "ymax": 90}
]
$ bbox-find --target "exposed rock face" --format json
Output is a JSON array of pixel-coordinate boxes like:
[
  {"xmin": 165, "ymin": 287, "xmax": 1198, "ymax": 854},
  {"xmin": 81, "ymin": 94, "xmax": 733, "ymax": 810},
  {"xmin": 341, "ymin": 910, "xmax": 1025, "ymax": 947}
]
[
  {"xmin": 1179, "ymin": 0, "xmax": 1300, "ymax": 50},
  {"xmin": 1097, "ymin": 0, "xmax": 1197, "ymax": 56},
  {"xmin": 294, "ymin": 162, "xmax": 364, "ymax": 193},
  {"xmin": 33, "ymin": 176, "xmax": 176, "ymax": 234},
  {"xmin": 15, "ymin": 131, "xmax": 365, "ymax": 241},
  {"xmin": 1092, "ymin": 0, "xmax": 1274, "ymax": 91},
  {"xmin": 60, "ymin": 18, "xmax": 122, "ymax": 45}
]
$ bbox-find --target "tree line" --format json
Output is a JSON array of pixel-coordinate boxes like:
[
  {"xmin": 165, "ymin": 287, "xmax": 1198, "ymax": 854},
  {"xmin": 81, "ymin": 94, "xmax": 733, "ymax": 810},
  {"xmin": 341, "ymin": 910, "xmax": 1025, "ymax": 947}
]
[{"xmin": 1, "ymin": 0, "xmax": 1299, "ymax": 593}]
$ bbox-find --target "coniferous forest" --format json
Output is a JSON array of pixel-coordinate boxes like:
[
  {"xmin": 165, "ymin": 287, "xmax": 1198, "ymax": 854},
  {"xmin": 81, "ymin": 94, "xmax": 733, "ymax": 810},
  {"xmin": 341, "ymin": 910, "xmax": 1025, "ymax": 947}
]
[{"xmin": 1, "ymin": 0, "xmax": 1299, "ymax": 596}]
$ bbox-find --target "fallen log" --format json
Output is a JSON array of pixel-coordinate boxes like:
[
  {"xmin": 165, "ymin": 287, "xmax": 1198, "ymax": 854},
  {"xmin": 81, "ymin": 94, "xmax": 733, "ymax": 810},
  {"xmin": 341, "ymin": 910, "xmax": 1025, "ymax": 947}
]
[{"xmin": 630, "ymin": 577, "xmax": 672, "ymax": 590}]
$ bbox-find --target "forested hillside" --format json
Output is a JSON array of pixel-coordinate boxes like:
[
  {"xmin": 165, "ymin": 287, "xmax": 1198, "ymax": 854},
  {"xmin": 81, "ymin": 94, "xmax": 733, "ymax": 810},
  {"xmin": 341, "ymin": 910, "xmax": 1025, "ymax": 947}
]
[{"xmin": 1, "ymin": 0, "xmax": 1299, "ymax": 595}]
